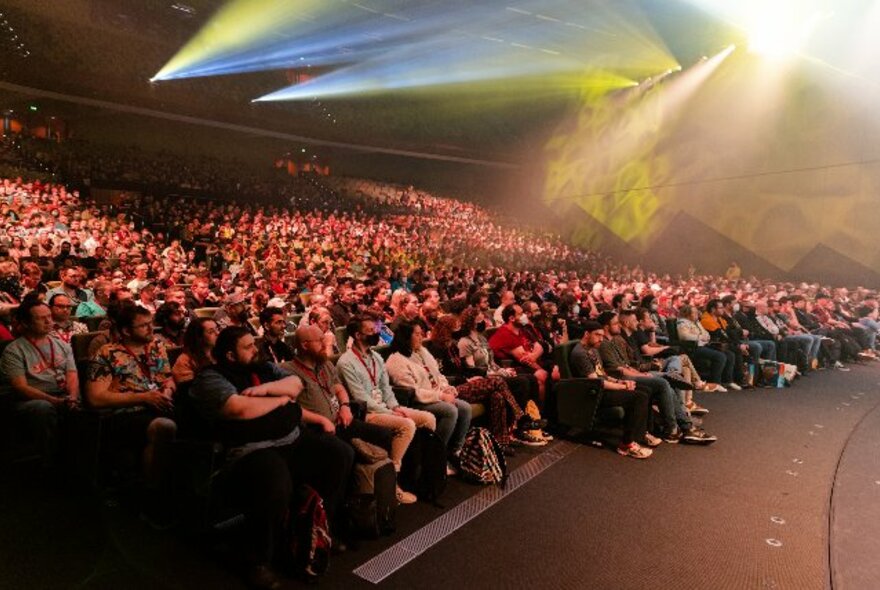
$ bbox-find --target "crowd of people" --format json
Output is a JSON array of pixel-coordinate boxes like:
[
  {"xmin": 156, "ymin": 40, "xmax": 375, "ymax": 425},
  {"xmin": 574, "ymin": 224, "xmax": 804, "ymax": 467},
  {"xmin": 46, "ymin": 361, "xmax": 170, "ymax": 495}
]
[{"xmin": 1, "ymin": 163, "xmax": 879, "ymax": 589}]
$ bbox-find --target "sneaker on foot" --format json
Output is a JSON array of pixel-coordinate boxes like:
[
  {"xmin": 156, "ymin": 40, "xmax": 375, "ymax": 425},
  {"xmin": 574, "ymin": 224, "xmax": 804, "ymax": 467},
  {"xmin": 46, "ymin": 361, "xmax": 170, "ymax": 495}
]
[
  {"xmin": 517, "ymin": 415, "xmax": 548, "ymax": 431},
  {"xmin": 663, "ymin": 427, "xmax": 682, "ymax": 444},
  {"xmin": 643, "ymin": 432, "xmax": 663, "ymax": 447},
  {"xmin": 681, "ymin": 427, "xmax": 718, "ymax": 445},
  {"xmin": 514, "ymin": 430, "xmax": 549, "ymax": 446},
  {"xmin": 617, "ymin": 442, "xmax": 653, "ymax": 459},
  {"xmin": 686, "ymin": 402, "xmax": 709, "ymax": 416},
  {"xmin": 396, "ymin": 486, "xmax": 417, "ymax": 504},
  {"xmin": 726, "ymin": 382, "xmax": 742, "ymax": 391},
  {"xmin": 834, "ymin": 361, "xmax": 850, "ymax": 371}
]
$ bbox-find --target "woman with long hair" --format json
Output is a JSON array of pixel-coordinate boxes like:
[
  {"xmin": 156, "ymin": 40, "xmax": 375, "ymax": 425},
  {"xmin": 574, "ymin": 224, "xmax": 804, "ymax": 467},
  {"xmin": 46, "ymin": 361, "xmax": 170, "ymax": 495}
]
[{"xmin": 172, "ymin": 318, "xmax": 219, "ymax": 384}]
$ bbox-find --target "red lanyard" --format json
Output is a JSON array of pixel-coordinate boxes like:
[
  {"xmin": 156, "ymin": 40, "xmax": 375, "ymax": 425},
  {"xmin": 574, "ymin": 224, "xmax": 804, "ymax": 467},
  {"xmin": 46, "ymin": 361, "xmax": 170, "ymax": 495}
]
[
  {"xmin": 120, "ymin": 344, "xmax": 155, "ymax": 382},
  {"xmin": 27, "ymin": 337, "xmax": 65, "ymax": 388},
  {"xmin": 292, "ymin": 359, "xmax": 333, "ymax": 396},
  {"xmin": 415, "ymin": 352, "xmax": 438, "ymax": 387},
  {"xmin": 251, "ymin": 373, "xmax": 261, "ymax": 387},
  {"xmin": 27, "ymin": 337, "xmax": 56, "ymax": 370},
  {"xmin": 352, "ymin": 347, "xmax": 377, "ymax": 386}
]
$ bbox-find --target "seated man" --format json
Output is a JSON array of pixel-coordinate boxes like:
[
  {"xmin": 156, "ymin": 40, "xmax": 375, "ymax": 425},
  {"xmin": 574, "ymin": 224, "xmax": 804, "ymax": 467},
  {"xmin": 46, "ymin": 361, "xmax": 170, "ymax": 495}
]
[
  {"xmin": 153, "ymin": 302, "xmax": 186, "ymax": 348},
  {"xmin": 85, "ymin": 303, "xmax": 177, "ymax": 521},
  {"xmin": 215, "ymin": 290, "xmax": 259, "ymax": 336},
  {"xmin": 570, "ymin": 321, "xmax": 655, "ymax": 459},
  {"xmin": 189, "ymin": 326, "xmax": 354, "ymax": 588},
  {"xmin": 258, "ymin": 306, "xmax": 295, "ymax": 364},
  {"xmin": 598, "ymin": 311, "xmax": 716, "ymax": 445},
  {"xmin": 75, "ymin": 280, "xmax": 113, "ymax": 318},
  {"xmin": 1, "ymin": 299, "xmax": 80, "ymax": 465},
  {"xmin": 46, "ymin": 266, "xmax": 92, "ymax": 309},
  {"xmin": 488, "ymin": 305, "xmax": 549, "ymax": 404},
  {"xmin": 337, "ymin": 315, "xmax": 437, "ymax": 471},
  {"xmin": 288, "ymin": 325, "xmax": 414, "ymax": 504},
  {"xmin": 48, "ymin": 293, "xmax": 88, "ymax": 344},
  {"xmin": 309, "ymin": 307, "xmax": 341, "ymax": 357}
]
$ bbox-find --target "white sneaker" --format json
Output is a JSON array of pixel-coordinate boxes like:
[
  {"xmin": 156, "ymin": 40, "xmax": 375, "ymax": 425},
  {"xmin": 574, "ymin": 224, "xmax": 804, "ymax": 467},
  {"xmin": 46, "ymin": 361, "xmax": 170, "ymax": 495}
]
[
  {"xmin": 726, "ymin": 382, "xmax": 743, "ymax": 391},
  {"xmin": 396, "ymin": 486, "xmax": 417, "ymax": 504}
]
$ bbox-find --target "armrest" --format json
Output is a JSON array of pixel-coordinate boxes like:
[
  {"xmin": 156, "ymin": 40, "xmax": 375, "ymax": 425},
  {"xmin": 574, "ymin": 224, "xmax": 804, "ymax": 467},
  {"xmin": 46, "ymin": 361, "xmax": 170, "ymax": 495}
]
[
  {"xmin": 554, "ymin": 378, "xmax": 605, "ymax": 430},
  {"xmin": 392, "ymin": 385, "xmax": 416, "ymax": 407}
]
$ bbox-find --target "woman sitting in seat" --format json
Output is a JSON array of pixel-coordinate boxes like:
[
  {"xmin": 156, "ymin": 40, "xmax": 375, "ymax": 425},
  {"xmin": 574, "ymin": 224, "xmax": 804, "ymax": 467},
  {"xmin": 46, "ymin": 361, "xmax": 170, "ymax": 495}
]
[
  {"xmin": 426, "ymin": 314, "xmax": 541, "ymax": 452},
  {"xmin": 172, "ymin": 318, "xmax": 219, "ymax": 384}
]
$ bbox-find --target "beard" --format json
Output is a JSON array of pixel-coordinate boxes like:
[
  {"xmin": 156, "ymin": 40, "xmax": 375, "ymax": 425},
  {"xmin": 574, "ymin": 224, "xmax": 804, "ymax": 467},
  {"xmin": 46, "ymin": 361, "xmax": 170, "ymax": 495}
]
[{"xmin": 306, "ymin": 349, "xmax": 328, "ymax": 365}]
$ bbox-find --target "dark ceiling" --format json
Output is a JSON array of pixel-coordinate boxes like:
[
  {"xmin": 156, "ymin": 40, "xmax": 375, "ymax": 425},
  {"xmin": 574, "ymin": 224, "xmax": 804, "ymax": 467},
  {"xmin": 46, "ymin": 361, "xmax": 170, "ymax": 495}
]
[{"xmin": 0, "ymin": 0, "xmax": 730, "ymax": 164}]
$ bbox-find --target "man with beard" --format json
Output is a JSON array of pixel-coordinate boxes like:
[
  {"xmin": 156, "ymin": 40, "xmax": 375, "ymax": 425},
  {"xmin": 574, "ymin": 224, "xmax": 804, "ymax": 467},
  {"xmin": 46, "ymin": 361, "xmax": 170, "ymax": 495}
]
[
  {"xmin": 46, "ymin": 267, "xmax": 92, "ymax": 308},
  {"xmin": 153, "ymin": 302, "xmax": 187, "ymax": 348},
  {"xmin": 86, "ymin": 303, "xmax": 177, "ymax": 526},
  {"xmin": 214, "ymin": 291, "xmax": 258, "ymax": 336},
  {"xmin": 257, "ymin": 306, "xmax": 295, "ymax": 364},
  {"xmin": 48, "ymin": 293, "xmax": 88, "ymax": 344},
  {"xmin": 598, "ymin": 311, "xmax": 716, "ymax": 445},
  {"xmin": 287, "ymin": 325, "xmax": 411, "ymax": 503},
  {"xmin": 189, "ymin": 326, "xmax": 354, "ymax": 589}
]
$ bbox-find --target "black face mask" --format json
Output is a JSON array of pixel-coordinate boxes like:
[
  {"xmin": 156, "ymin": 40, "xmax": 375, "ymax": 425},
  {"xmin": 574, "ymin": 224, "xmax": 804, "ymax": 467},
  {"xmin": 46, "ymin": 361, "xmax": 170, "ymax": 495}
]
[
  {"xmin": 452, "ymin": 328, "xmax": 467, "ymax": 339},
  {"xmin": 475, "ymin": 321, "xmax": 487, "ymax": 333},
  {"xmin": 364, "ymin": 333, "xmax": 381, "ymax": 346}
]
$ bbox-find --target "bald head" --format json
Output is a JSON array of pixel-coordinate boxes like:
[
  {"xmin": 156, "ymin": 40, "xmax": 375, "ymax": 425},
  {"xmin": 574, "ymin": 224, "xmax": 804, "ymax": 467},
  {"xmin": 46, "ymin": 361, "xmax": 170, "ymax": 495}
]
[{"xmin": 295, "ymin": 325, "xmax": 323, "ymax": 349}]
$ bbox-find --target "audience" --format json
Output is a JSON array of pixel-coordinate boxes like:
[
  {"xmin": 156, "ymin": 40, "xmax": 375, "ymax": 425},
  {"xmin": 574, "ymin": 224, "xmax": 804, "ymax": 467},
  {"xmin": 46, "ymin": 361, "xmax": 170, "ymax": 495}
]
[{"xmin": 1, "ymin": 158, "xmax": 879, "ymax": 586}]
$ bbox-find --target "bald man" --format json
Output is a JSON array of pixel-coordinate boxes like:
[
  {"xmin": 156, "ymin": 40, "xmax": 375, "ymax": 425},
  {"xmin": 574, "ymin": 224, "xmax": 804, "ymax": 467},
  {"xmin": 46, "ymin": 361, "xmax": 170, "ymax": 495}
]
[{"xmin": 285, "ymin": 325, "xmax": 415, "ymax": 502}]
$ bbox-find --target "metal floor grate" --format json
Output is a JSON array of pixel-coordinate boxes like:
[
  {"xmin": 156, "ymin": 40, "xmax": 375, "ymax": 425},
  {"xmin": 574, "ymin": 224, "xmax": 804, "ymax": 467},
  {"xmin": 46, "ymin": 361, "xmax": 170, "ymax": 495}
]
[{"xmin": 353, "ymin": 441, "xmax": 579, "ymax": 584}]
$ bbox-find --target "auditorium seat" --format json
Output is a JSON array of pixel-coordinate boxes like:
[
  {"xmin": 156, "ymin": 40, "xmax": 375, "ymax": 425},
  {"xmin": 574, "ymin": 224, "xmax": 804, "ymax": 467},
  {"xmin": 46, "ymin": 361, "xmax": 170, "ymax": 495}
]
[
  {"xmin": 194, "ymin": 307, "xmax": 219, "ymax": 319},
  {"xmin": 552, "ymin": 341, "xmax": 619, "ymax": 436}
]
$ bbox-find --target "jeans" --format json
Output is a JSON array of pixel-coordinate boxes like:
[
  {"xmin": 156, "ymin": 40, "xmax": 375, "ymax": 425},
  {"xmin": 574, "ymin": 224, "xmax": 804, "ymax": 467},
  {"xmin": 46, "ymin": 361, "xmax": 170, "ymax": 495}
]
[
  {"xmin": 859, "ymin": 318, "xmax": 880, "ymax": 350},
  {"xmin": 750, "ymin": 339, "xmax": 777, "ymax": 362},
  {"xmin": 223, "ymin": 426, "xmax": 355, "ymax": 565},
  {"xmin": 663, "ymin": 355, "xmax": 683, "ymax": 373},
  {"xmin": 14, "ymin": 398, "xmax": 59, "ymax": 465},
  {"xmin": 628, "ymin": 374, "xmax": 691, "ymax": 433},
  {"xmin": 414, "ymin": 398, "xmax": 472, "ymax": 454},
  {"xmin": 693, "ymin": 346, "xmax": 734, "ymax": 384},
  {"xmin": 784, "ymin": 335, "xmax": 816, "ymax": 363}
]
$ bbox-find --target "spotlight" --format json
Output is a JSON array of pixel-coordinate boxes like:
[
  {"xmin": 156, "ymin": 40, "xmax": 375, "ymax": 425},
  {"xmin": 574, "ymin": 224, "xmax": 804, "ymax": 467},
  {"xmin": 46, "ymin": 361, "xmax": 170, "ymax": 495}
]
[{"xmin": 746, "ymin": 4, "xmax": 822, "ymax": 59}]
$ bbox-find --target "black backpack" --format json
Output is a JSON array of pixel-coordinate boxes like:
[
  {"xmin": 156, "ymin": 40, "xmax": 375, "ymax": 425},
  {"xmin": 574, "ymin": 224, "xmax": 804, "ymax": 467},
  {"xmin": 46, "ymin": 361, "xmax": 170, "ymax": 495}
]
[
  {"xmin": 400, "ymin": 427, "xmax": 448, "ymax": 503},
  {"xmin": 349, "ymin": 461, "xmax": 397, "ymax": 538}
]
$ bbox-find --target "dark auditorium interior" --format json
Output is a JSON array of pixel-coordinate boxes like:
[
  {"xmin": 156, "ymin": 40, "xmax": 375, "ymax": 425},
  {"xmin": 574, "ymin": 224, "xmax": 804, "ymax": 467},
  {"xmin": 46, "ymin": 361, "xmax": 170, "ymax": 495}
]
[{"xmin": 1, "ymin": 1, "xmax": 880, "ymax": 589}]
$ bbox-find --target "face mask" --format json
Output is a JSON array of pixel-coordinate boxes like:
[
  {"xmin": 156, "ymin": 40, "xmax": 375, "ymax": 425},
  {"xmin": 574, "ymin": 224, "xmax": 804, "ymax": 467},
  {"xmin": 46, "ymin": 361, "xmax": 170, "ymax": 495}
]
[
  {"xmin": 572, "ymin": 304, "xmax": 581, "ymax": 316},
  {"xmin": 475, "ymin": 321, "xmax": 487, "ymax": 333},
  {"xmin": 364, "ymin": 333, "xmax": 381, "ymax": 346},
  {"xmin": 518, "ymin": 314, "xmax": 529, "ymax": 326},
  {"xmin": 650, "ymin": 303, "xmax": 658, "ymax": 312},
  {"xmin": 733, "ymin": 303, "xmax": 741, "ymax": 313}
]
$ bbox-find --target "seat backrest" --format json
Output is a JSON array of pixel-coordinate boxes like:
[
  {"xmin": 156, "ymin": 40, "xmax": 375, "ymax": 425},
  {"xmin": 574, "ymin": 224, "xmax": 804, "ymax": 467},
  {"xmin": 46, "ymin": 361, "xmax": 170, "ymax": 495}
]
[
  {"xmin": 78, "ymin": 315, "xmax": 108, "ymax": 332},
  {"xmin": 166, "ymin": 346, "xmax": 184, "ymax": 367},
  {"xmin": 71, "ymin": 331, "xmax": 109, "ymax": 362},
  {"xmin": 373, "ymin": 344, "xmax": 392, "ymax": 361},
  {"xmin": 335, "ymin": 326, "xmax": 348, "ymax": 353},
  {"xmin": 666, "ymin": 318, "xmax": 679, "ymax": 343},
  {"xmin": 194, "ymin": 307, "xmax": 219, "ymax": 319},
  {"xmin": 553, "ymin": 340, "xmax": 580, "ymax": 380}
]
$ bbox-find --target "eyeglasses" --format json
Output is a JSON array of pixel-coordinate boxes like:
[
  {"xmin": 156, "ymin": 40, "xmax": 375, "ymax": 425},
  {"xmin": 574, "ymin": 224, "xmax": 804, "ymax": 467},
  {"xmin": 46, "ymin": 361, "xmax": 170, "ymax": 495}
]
[{"xmin": 52, "ymin": 304, "xmax": 73, "ymax": 309}]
